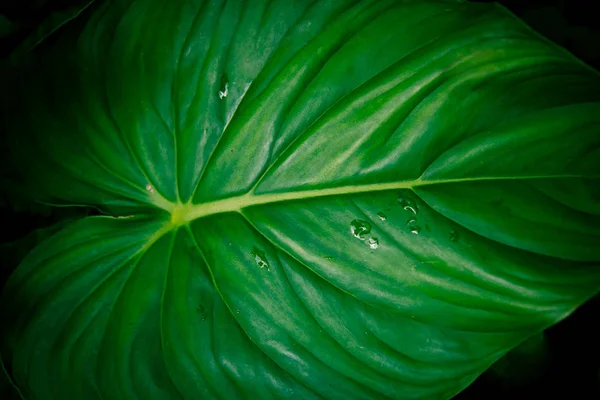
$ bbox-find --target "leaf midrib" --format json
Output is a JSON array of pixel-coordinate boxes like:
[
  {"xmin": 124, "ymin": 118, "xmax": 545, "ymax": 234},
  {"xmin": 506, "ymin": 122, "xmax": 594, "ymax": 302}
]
[{"xmin": 167, "ymin": 174, "xmax": 589, "ymax": 225}]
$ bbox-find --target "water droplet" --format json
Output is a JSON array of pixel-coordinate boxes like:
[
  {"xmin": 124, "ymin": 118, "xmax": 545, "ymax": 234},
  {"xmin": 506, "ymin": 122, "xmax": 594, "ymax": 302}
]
[
  {"xmin": 251, "ymin": 247, "xmax": 270, "ymax": 270},
  {"xmin": 324, "ymin": 256, "xmax": 335, "ymax": 260},
  {"xmin": 449, "ymin": 230, "xmax": 459, "ymax": 242},
  {"xmin": 145, "ymin": 184, "xmax": 155, "ymax": 194},
  {"xmin": 236, "ymin": 309, "xmax": 240, "ymax": 314},
  {"xmin": 398, "ymin": 196, "xmax": 418, "ymax": 214},
  {"xmin": 406, "ymin": 218, "xmax": 421, "ymax": 235},
  {"xmin": 366, "ymin": 237, "xmax": 379, "ymax": 249},
  {"xmin": 197, "ymin": 304, "xmax": 207, "ymax": 321},
  {"xmin": 218, "ymin": 82, "xmax": 229, "ymax": 99},
  {"xmin": 376, "ymin": 212, "xmax": 387, "ymax": 221},
  {"xmin": 350, "ymin": 219, "xmax": 371, "ymax": 240}
]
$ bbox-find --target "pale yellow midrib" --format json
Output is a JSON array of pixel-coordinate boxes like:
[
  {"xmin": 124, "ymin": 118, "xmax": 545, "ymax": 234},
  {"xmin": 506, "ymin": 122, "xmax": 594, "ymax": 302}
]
[
  {"xmin": 167, "ymin": 174, "xmax": 585, "ymax": 225},
  {"xmin": 181, "ymin": 179, "xmax": 418, "ymax": 223}
]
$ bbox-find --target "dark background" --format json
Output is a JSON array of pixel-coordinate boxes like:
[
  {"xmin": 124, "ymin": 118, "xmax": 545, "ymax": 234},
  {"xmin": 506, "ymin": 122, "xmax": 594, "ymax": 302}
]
[{"xmin": 1, "ymin": 1, "xmax": 599, "ymax": 399}]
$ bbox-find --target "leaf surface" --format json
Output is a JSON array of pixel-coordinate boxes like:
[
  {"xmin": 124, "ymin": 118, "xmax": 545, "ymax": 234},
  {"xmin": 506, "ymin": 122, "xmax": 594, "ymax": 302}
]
[{"xmin": 2, "ymin": 0, "xmax": 600, "ymax": 399}]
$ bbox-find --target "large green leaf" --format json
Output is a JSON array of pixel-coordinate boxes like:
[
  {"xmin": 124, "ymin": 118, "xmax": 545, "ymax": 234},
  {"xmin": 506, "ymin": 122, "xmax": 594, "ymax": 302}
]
[{"xmin": 2, "ymin": 0, "xmax": 600, "ymax": 399}]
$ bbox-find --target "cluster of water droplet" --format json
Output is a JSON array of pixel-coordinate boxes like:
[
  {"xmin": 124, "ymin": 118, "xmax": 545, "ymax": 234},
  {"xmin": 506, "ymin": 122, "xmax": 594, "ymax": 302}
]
[
  {"xmin": 398, "ymin": 196, "xmax": 417, "ymax": 215},
  {"xmin": 398, "ymin": 194, "xmax": 459, "ymax": 241},
  {"xmin": 398, "ymin": 195, "xmax": 421, "ymax": 234},
  {"xmin": 350, "ymin": 219, "xmax": 379, "ymax": 249},
  {"xmin": 350, "ymin": 193, "xmax": 460, "ymax": 251}
]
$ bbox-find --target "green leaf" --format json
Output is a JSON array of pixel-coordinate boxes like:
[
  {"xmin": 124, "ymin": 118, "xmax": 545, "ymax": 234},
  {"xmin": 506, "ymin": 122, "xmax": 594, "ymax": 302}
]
[
  {"xmin": 1, "ymin": 0, "xmax": 96, "ymax": 62},
  {"xmin": 486, "ymin": 333, "xmax": 549, "ymax": 383},
  {"xmin": 2, "ymin": 0, "xmax": 600, "ymax": 399},
  {"xmin": 0, "ymin": 220, "xmax": 69, "ymax": 274},
  {"xmin": 0, "ymin": 15, "xmax": 17, "ymax": 38}
]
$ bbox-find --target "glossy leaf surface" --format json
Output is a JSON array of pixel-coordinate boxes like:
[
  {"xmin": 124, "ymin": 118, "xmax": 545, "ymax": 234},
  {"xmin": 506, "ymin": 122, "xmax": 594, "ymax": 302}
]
[{"xmin": 2, "ymin": 0, "xmax": 600, "ymax": 399}]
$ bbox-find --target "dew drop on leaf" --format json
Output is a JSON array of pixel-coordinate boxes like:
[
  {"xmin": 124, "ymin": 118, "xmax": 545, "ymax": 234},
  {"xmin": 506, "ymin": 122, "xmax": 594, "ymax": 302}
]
[
  {"xmin": 350, "ymin": 219, "xmax": 371, "ymax": 240},
  {"xmin": 251, "ymin": 246, "xmax": 270, "ymax": 270},
  {"xmin": 449, "ymin": 230, "xmax": 459, "ymax": 242},
  {"xmin": 366, "ymin": 237, "xmax": 379, "ymax": 249},
  {"xmin": 376, "ymin": 212, "xmax": 387, "ymax": 221},
  {"xmin": 197, "ymin": 304, "xmax": 207, "ymax": 321},
  {"xmin": 406, "ymin": 218, "xmax": 421, "ymax": 235},
  {"xmin": 398, "ymin": 195, "xmax": 418, "ymax": 214},
  {"xmin": 218, "ymin": 82, "xmax": 229, "ymax": 99},
  {"xmin": 145, "ymin": 184, "xmax": 155, "ymax": 194}
]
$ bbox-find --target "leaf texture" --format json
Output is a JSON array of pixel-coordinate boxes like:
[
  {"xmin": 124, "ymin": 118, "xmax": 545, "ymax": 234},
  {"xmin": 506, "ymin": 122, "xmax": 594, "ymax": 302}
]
[{"xmin": 2, "ymin": 1, "xmax": 600, "ymax": 399}]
